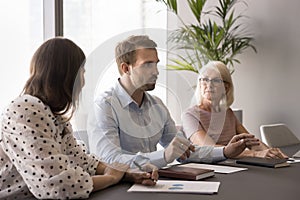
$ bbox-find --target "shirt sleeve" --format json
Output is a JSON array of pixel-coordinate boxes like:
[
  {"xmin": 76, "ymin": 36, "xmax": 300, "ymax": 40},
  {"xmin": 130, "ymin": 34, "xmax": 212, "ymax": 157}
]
[
  {"xmin": 142, "ymin": 95, "xmax": 178, "ymax": 168},
  {"xmin": 1, "ymin": 99, "xmax": 96, "ymax": 199},
  {"xmin": 64, "ymin": 124, "xmax": 99, "ymax": 175},
  {"xmin": 186, "ymin": 146, "xmax": 226, "ymax": 163},
  {"xmin": 181, "ymin": 108, "xmax": 226, "ymax": 163},
  {"xmin": 88, "ymin": 99, "xmax": 158, "ymax": 168},
  {"xmin": 175, "ymin": 130, "xmax": 226, "ymax": 163},
  {"xmin": 159, "ymin": 101, "xmax": 179, "ymax": 148},
  {"xmin": 229, "ymin": 108, "xmax": 242, "ymax": 126},
  {"xmin": 182, "ymin": 108, "xmax": 205, "ymax": 139},
  {"xmin": 154, "ymin": 99, "xmax": 226, "ymax": 164}
]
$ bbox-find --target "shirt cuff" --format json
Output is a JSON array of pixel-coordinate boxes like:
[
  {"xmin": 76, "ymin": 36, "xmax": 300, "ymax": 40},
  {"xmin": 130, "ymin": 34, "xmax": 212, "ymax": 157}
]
[
  {"xmin": 147, "ymin": 150, "xmax": 168, "ymax": 169},
  {"xmin": 211, "ymin": 147, "xmax": 227, "ymax": 162},
  {"xmin": 185, "ymin": 145, "xmax": 227, "ymax": 164}
]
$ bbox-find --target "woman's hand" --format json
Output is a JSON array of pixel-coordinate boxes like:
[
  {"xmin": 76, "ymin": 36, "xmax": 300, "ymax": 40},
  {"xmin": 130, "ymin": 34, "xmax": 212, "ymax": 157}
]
[
  {"xmin": 92, "ymin": 162, "xmax": 129, "ymax": 192},
  {"xmin": 123, "ymin": 163, "xmax": 158, "ymax": 186},
  {"xmin": 103, "ymin": 162, "xmax": 129, "ymax": 184},
  {"xmin": 254, "ymin": 148, "xmax": 288, "ymax": 159}
]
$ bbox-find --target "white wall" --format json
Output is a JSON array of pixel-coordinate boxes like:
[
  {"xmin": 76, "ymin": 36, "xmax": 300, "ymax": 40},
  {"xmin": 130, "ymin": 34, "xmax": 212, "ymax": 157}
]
[
  {"xmin": 167, "ymin": 0, "xmax": 300, "ymax": 139},
  {"xmin": 233, "ymin": 0, "xmax": 300, "ymax": 138}
]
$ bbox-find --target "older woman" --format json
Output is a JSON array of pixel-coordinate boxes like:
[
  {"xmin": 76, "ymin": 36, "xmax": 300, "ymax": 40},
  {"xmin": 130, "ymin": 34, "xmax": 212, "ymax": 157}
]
[
  {"xmin": 0, "ymin": 38, "xmax": 157, "ymax": 199},
  {"xmin": 182, "ymin": 61, "xmax": 287, "ymax": 159}
]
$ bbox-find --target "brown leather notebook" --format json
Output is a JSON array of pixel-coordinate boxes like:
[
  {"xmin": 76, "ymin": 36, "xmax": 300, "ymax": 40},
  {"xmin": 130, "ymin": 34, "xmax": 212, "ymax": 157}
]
[{"xmin": 158, "ymin": 165, "xmax": 215, "ymax": 180}]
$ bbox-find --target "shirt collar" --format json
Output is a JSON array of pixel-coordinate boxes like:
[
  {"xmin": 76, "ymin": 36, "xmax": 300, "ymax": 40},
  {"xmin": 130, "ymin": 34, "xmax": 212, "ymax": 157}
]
[{"xmin": 115, "ymin": 79, "xmax": 149, "ymax": 108}]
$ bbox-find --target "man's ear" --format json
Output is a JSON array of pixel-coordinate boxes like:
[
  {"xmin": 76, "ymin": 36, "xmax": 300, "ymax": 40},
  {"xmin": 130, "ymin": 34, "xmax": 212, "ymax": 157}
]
[{"xmin": 121, "ymin": 62, "xmax": 130, "ymax": 75}]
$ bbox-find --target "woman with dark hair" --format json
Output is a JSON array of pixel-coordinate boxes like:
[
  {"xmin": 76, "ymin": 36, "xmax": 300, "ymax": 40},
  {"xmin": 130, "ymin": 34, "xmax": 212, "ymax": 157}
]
[{"xmin": 0, "ymin": 37, "xmax": 157, "ymax": 199}]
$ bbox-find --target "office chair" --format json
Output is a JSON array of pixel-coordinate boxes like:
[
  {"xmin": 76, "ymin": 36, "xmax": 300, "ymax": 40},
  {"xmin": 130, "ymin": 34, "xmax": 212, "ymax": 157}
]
[{"xmin": 260, "ymin": 123, "xmax": 300, "ymax": 147}]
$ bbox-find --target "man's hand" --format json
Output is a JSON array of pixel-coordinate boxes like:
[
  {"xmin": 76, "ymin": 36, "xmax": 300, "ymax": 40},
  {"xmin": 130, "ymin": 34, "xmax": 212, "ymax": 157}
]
[
  {"xmin": 164, "ymin": 136, "xmax": 195, "ymax": 163},
  {"xmin": 224, "ymin": 133, "xmax": 260, "ymax": 158},
  {"xmin": 124, "ymin": 163, "xmax": 158, "ymax": 186}
]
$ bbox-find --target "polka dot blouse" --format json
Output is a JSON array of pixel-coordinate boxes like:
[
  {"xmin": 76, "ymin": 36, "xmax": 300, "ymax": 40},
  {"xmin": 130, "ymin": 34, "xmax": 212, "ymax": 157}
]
[{"xmin": 0, "ymin": 94, "xmax": 99, "ymax": 199}]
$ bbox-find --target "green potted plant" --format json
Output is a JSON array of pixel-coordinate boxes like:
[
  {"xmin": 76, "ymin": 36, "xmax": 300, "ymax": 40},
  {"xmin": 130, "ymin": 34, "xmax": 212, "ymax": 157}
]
[{"xmin": 156, "ymin": 0, "xmax": 257, "ymax": 73}]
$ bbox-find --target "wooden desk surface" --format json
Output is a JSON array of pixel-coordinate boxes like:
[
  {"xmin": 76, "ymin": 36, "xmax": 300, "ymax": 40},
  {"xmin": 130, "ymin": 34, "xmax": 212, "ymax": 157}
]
[{"xmin": 89, "ymin": 144, "xmax": 300, "ymax": 200}]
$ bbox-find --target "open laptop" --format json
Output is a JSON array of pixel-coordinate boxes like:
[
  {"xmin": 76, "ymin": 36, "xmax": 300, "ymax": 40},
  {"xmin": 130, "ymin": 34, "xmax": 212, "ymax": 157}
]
[{"xmin": 292, "ymin": 150, "xmax": 300, "ymax": 158}]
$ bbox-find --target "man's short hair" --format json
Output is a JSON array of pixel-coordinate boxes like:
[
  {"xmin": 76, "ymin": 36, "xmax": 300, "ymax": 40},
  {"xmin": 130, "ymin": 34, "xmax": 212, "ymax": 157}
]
[{"xmin": 115, "ymin": 35, "xmax": 157, "ymax": 74}]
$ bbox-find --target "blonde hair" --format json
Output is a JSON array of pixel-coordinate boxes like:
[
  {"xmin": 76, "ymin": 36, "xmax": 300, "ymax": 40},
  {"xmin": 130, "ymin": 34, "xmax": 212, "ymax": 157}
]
[{"xmin": 196, "ymin": 61, "xmax": 234, "ymax": 108}]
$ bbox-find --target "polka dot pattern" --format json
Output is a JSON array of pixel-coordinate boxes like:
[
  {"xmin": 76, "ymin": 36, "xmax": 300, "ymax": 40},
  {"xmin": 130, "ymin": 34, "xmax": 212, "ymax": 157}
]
[{"xmin": 0, "ymin": 95, "xmax": 99, "ymax": 199}]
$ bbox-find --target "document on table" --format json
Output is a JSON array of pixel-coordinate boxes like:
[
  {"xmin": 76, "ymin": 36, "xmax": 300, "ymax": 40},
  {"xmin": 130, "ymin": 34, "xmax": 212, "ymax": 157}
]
[
  {"xmin": 287, "ymin": 158, "xmax": 300, "ymax": 163},
  {"xmin": 177, "ymin": 163, "xmax": 247, "ymax": 174},
  {"xmin": 128, "ymin": 180, "xmax": 220, "ymax": 194}
]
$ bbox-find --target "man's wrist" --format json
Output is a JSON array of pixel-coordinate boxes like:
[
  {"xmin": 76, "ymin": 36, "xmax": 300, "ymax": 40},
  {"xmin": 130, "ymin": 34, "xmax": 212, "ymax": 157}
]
[
  {"xmin": 223, "ymin": 146, "xmax": 228, "ymax": 158},
  {"xmin": 163, "ymin": 150, "xmax": 170, "ymax": 163}
]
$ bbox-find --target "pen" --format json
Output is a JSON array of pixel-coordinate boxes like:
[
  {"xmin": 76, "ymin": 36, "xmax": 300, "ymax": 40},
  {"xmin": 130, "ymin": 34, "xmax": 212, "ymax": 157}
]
[
  {"xmin": 133, "ymin": 161, "xmax": 157, "ymax": 182},
  {"xmin": 133, "ymin": 161, "xmax": 144, "ymax": 171}
]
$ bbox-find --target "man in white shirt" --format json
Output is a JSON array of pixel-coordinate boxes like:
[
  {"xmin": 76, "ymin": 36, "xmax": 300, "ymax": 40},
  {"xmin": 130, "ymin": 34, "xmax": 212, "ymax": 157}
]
[{"xmin": 88, "ymin": 35, "xmax": 259, "ymax": 168}]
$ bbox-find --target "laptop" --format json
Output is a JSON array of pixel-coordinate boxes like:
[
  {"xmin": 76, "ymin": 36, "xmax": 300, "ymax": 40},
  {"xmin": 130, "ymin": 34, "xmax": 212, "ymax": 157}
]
[{"xmin": 293, "ymin": 150, "xmax": 300, "ymax": 158}]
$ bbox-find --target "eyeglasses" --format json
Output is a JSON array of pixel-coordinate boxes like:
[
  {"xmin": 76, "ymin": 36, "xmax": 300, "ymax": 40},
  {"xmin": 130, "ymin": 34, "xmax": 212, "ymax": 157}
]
[{"xmin": 199, "ymin": 77, "xmax": 225, "ymax": 86}]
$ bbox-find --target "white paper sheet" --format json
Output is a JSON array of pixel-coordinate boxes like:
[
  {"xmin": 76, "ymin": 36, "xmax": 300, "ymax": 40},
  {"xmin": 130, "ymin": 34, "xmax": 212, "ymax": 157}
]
[
  {"xmin": 177, "ymin": 163, "xmax": 247, "ymax": 174},
  {"xmin": 287, "ymin": 158, "xmax": 300, "ymax": 163},
  {"xmin": 128, "ymin": 180, "xmax": 220, "ymax": 194}
]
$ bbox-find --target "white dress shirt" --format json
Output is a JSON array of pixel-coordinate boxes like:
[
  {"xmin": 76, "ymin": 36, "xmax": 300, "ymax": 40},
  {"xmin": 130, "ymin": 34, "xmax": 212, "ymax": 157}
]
[{"xmin": 88, "ymin": 80, "xmax": 226, "ymax": 169}]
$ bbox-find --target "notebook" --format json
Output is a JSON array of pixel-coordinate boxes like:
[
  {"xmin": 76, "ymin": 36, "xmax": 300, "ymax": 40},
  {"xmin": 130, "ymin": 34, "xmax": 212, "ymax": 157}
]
[
  {"xmin": 236, "ymin": 157, "xmax": 290, "ymax": 168},
  {"xmin": 158, "ymin": 165, "xmax": 214, "ymax": 180}
]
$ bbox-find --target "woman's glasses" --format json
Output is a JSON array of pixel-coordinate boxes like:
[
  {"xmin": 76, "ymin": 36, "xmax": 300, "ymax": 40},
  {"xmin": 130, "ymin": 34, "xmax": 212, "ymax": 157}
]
[{"xmin": 199, "ymin": 77, "xmax": 225, "ymax": 86}]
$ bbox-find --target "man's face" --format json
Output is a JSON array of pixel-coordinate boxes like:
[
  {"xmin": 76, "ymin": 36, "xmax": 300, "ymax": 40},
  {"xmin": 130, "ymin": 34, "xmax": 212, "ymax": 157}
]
[{"xmin": 129, "ymin": 48, "xmax": 159, "ymax": 92}]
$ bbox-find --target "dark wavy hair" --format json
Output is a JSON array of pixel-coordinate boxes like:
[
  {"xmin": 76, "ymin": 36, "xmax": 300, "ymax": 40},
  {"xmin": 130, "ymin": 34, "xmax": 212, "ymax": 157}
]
[{"xmin": 23, "ymin": 37, "xmax": 85, "ymax": 119}]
